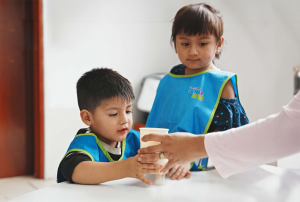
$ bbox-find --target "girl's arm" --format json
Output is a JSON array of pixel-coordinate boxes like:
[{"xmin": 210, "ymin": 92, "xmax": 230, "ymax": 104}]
[
  {"xmin": 72, "ymin": 155, "xmax": 161, "ymax": 185},
  {"xmin": 221, "ymin": 80, "xmax": 235, "ymax": 98}
]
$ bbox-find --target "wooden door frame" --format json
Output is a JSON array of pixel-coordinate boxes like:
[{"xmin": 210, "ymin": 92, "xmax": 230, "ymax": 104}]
[{"xmin": 33, "ymin": 0, "xmax": 44, "ymax": 179}]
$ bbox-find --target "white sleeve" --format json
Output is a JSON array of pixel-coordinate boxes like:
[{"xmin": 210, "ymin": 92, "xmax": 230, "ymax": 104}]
[{"xmin": 205, "ymin": 92, "xmax": 300, "ymax": 179}]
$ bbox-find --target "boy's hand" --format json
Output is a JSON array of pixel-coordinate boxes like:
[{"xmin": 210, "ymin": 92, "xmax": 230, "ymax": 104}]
[
  {"xmin": 168, "ymin": 163, "xmax": 191, "ymax": 180},
  {"xmin": 127, "ymin": 155, "xmax": 162, "ymax": 185}
]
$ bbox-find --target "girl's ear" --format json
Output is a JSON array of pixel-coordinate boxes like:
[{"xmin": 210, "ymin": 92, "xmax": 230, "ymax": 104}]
[
  {"xmin": 80, "ymin": 110, "xmax": 92, "ymax": 126},
  {"xmin": 216, "ymin": 36, "xmax": 225, "ymax": 54}
]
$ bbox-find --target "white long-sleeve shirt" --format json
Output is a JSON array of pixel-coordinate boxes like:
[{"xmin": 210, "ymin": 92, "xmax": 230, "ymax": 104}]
[{"xmin": 205, "ymin": 92, "xmax": 300, "ymax": 178}]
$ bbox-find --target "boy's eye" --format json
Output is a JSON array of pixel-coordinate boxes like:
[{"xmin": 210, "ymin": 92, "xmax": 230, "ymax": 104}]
[
  {"xmin": 182, "ymin": 43, "xmax": 189, "ymax": 46},
  {"xmin": 126, "ymin": 111, "xmax": 132, "ymax": 114},
  {"xmin": 200, "ymin": 43, "xmax": 207, "ymax": 46},
  {"xmin": 109, "ymin": 113, "xmax": 117, "ymax": 117}
]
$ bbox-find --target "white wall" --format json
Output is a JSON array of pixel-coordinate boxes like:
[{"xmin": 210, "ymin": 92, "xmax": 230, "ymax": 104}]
[{"xmin": 43, "ymin": 0, "xmax": 300, "ymax": 178}]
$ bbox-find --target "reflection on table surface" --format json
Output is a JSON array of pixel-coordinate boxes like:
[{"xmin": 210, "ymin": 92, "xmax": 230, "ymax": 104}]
[{"xmin": 9, "ymin": 165, "xmax": 300, "ymax": 202}]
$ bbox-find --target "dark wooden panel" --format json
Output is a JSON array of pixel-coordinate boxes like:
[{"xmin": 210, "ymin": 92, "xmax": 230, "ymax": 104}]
[
  {"xmin": 32, "ymin": 0, "xmax": 44, "ymax": 179},
  {"xmin": 0, "ymin": 0, "xmax": 34, "ymax": 178}
]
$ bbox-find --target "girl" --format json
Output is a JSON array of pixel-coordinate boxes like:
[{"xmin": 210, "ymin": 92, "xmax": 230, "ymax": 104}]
[{"xmin": 146, "ymin": 3, "xmax": 249, "ymax": 180}]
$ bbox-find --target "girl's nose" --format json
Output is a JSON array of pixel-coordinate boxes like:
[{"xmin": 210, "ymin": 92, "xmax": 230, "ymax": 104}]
[{"xmin": 189, "ymin": 45, "xmax": 198, "ymax": 55}]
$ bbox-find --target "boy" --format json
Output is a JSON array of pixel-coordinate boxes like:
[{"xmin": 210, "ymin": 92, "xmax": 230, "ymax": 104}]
[{"xmin": 57, "ymin": 68, "xmax": 161, "ymax": 185}]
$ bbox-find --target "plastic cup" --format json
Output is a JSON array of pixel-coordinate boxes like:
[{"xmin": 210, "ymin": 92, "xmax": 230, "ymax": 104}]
[{"xmin": 140, "ymin": 127, "xmax": 169, "ymax": 186}]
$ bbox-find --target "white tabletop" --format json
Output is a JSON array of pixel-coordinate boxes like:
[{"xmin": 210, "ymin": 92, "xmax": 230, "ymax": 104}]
[{"xmin": 9, "ymin": 165, "xmax": 300, "ymax": 202}]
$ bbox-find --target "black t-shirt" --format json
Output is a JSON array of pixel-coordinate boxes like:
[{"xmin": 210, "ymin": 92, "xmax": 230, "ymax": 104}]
[{"xmin": 59, "ymin": 129, "xmax": 121, "ymax": 183}]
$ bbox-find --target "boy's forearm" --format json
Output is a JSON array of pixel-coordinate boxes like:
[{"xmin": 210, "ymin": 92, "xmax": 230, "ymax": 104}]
[{"xmin": 72, "ymin": 160, "xmax": 130, "ymax": 184}]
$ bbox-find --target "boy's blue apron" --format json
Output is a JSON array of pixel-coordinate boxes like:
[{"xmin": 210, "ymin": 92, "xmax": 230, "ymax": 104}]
[
  {"xmin": 146, "ymin": 69, "xmax": 241, "ymax": 171},
  {"xmin": 57, "ymin": 129, "xmax": 140, "ymax": 183}
]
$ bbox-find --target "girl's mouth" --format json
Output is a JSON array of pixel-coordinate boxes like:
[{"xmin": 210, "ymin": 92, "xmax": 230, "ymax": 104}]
[{"xmin": 188, "ymin": 59, "xmax": 200, "ymax": 62}]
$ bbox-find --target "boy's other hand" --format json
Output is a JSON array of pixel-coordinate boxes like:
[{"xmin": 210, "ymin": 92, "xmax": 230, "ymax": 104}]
[
  {"xmin": 168, "ymin": 163, "xmax": 191, "ymax": 180},
  {"xmin": 127, "ymin": 155, "xmax": 162, "ymax": 185}
]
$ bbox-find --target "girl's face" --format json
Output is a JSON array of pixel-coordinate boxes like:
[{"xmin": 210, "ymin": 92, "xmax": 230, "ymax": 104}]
[{"xmin": 175, "ymin": 33, "xmax": 223, "ymax": 75}]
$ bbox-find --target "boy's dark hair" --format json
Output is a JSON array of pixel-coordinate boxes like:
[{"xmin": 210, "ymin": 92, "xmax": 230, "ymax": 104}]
[
  {"xmin": 76, "ymin": 68, "xmax": 135, "ymax": 112},
  {"xmin": 171, "ymin": 3, "xmax": 224, "ymax": 59}
]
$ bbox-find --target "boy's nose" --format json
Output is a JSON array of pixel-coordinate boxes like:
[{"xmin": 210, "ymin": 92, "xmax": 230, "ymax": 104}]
[{"xmin": 120, "ymin": 113, "xmax": 129, "ymax": 124}]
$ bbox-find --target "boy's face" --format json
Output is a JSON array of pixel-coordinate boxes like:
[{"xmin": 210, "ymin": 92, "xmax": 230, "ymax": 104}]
[
  {"xmin": 175, "ymin": 33, "xmax": 222, "ymax": 74},
  {"xmin": 89, "ymin": 97, "xmax": 133, "ymax": 147}
]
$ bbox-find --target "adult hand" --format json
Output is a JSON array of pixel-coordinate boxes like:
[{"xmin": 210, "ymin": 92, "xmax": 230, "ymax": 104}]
[{"xmin": 138, "ymin": 132, "xmax": 207, "ymax": 174}]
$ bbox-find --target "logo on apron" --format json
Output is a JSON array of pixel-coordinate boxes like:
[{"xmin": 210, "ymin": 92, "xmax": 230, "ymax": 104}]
[{"xmin": 188, "ymin": 86, "xmax": 204, "ymax": 101}]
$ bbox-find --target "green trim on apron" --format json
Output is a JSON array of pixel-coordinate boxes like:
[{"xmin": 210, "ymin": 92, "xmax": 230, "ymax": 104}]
[
  {"xmin": 203, "ymin": 74, "xmax": 235, "ymax": 134},
  {"xmin": 75, "ymin": 133, "xmax": 126, "ymax": 162},
  {"xmin": 168, "ymin": 69, "xmax": 216, "ymax": 78}
]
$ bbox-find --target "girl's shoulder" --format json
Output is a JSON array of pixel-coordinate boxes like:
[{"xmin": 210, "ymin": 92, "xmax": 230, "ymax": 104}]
[
  {"xmin": 170, "ymin": 64, "xmax": 185, "ymax": 75},
  {"xmin": 207, "ymin": 69, "xmax": 235, "ymax": 77}
]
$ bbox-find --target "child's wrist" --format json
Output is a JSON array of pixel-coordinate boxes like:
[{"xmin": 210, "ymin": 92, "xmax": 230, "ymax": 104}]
[{"xmin": 123, "ymin": 157, "xmax": 134, "ymax": 178}]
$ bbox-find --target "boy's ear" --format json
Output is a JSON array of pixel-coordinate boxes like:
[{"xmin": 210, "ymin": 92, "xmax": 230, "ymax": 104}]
[
  {"xmin": 216, "ymin": 36, "xmax": 225, "ymax": 54},
  {"xmin": 80, "ymin": 110, "xmax": 92, "ymax": 126}
]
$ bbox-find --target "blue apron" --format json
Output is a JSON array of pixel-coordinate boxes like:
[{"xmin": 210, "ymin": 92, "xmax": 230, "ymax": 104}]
[
  {"xmin": 57, "ymin": 129, "xmax": 140, "ymax": 182},
  {"xmin": 146, "ymin": 69, "xmax": 241, "ymax": 171}
]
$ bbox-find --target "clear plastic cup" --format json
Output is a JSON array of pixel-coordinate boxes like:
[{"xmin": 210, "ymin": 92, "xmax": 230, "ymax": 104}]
[{"xmin": 140, "ymin": 128, "xmax": 169, "ymax": 186}]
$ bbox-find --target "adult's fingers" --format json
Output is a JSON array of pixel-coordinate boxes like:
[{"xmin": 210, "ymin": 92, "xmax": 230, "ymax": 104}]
[
  {"xmin": 141, "ymin": 162, "xmax": 163, "ymax": 169},
  {"xmin": 143, "ymin": 168, "xmax": 161, "ymax": 174},
  {"xmin": 160, "ymin": 160, "xmax": 176, "ymax": 174},
  {"xmin": 138, "ymin": 153, "xmax": 162, "ymax": 163},
  {"xmin": 138, "ymin": 144, "xmax": 162, "ymax": 155},
  {"xmin": 141, "ymin": 133, "xmax": 164, "ymax": 142}
]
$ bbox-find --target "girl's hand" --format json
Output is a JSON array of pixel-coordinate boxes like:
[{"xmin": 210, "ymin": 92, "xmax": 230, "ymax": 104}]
[
  {"xmin": 126, "ymin": 154, "xmax": 162, "ymax": 185},
  {"xmin": 168, "ymin": 163, "xmax": 191, "ymax": 180}
]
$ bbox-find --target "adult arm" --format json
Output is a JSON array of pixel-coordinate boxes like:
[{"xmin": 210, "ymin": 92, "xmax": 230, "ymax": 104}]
[
  {"xmin": 205, "ymin": 92, "xmax": 300, "ymax": 178},
  {"xmin": 138, "ymin": 92, "xmax": 300, "ymax": 178}
]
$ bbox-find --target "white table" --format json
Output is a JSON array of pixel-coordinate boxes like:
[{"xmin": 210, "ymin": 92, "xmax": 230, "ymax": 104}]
[{"xmin": 9, "ymin": 165, "xmax": 300, "ymax": 202}]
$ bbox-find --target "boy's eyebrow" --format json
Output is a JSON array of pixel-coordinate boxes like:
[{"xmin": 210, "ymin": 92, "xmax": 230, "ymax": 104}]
[
  {"xmin": 178, "ymin": 36, "xmax": 211, "ymax": 40},
  {"xmin": 107, "ymin": 107, "xmax": 119, "ymax": 110},
  {"xmin": 106, "ymin": 104, "xmax": 132, "ymax": 110}
]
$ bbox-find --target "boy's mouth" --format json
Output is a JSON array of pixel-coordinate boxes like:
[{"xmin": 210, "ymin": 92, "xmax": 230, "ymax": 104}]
[{"xmin": 118, "ymin": 128, "xmax": 128, "ymax": 134}]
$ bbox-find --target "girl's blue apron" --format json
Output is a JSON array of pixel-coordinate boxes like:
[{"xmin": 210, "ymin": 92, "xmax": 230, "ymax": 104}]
[{"xmin": 146, "ymin": 69, "xmax": 241, "ymax": 171}]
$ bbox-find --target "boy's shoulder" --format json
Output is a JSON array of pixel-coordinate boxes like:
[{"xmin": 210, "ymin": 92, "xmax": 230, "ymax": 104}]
[
  {"xmin": 69, "ymin": 129, "xmax": 99, "ymax": 147},
  {"xmin": 65, "ymin": 128, "xmax": 100, "ymax": 161}
]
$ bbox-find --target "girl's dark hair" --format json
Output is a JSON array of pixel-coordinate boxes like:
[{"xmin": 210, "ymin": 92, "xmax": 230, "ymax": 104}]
[
  {"xmin": 171, "ymin": 3, "xmax": 224, "ymax": 59},
  {"xmin": 76, "ymin": 68, "xmax": 135, "ymax": 112}
]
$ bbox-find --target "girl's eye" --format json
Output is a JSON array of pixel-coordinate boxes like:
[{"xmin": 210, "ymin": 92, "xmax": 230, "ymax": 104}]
[
  {"xmin": 126, "ymin": 111, "xmax": 132, "ymax": 114},
  {"xmin": 109, "ymin": 113, "xmax": 117, "ymax": 117},
  {"xmin": 200, "ymin": 43, "xmax": 207, "ymax": 46},
  {"xmin": 182, "ymin": 43, "xmax": 189, "ymax": 46}
]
